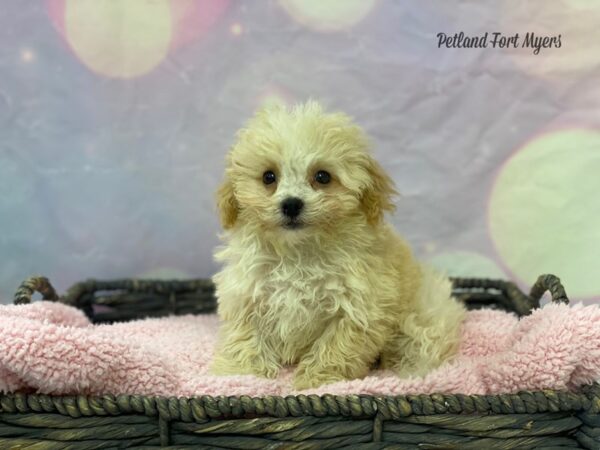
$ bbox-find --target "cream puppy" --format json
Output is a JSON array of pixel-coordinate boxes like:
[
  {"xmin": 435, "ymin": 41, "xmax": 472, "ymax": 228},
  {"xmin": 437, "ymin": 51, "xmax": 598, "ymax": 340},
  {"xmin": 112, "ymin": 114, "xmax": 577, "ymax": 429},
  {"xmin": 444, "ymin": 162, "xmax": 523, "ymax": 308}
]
[{"xmin": 210, "ymin": 101, "xmax": 465, "ymax": 389}]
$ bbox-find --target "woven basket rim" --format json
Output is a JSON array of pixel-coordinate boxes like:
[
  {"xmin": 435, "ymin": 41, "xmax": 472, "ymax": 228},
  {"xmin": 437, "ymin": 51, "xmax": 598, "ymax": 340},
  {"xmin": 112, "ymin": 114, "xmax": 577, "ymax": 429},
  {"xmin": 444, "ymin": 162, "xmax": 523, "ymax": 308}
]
[
  {"xmin": 7, "ymin": 273, "xmax": 583, "ymax": 423},
  {"xmin": 2, "ymin": 385, "xmax": 599, "ymax": 422}
]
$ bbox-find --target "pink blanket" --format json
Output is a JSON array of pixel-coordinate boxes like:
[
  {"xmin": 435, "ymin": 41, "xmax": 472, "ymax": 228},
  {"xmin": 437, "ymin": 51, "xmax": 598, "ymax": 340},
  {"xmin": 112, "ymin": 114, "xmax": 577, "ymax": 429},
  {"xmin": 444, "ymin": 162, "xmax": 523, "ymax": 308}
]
[{"xmin": 1, "ymin": 301, "xmax": 599, "ymax": 397}]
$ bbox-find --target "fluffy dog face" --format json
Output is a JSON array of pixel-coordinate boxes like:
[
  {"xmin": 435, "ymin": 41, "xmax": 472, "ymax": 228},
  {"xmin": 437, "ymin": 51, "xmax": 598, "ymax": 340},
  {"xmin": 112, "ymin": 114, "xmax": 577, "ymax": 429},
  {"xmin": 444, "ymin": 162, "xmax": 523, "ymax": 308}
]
[{"xmin": 217, "ymin": 101, "xmax": 396, "ymax": 238}]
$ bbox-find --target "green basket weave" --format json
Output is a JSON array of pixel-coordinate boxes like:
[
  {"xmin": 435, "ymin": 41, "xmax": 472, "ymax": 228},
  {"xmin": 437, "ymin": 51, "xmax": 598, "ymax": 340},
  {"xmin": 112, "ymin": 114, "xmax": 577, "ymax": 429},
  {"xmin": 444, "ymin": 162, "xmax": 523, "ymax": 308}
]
[{"xmin": 2, "ymin": 274, "xmax": 598, "ymax": 449}]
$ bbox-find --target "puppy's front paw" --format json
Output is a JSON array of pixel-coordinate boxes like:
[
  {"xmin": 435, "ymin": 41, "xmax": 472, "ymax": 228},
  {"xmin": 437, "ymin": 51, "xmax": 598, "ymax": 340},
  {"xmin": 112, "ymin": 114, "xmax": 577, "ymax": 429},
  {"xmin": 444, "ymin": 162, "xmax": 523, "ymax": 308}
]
[
  {"xmin": 210, "ymin": 354, "xmax": 279, "ymax": 379},
  {"xmin": 292, "ymin": 365, "xmax": 345, "ymax": 390}
]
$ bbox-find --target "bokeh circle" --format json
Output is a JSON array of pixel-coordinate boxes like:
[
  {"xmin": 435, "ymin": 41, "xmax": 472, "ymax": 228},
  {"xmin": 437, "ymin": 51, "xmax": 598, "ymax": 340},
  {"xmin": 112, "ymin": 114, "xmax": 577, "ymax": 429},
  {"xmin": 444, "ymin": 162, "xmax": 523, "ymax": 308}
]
[
  {"xmin": 64, "ymin": 0, "xmax": 173, "ymax": 78},
  {"xmin": 500, "ymin": 1, "xmax": 600, "ymax": 80},
  {"xmin": 278, "ymin": 0, "xmax": 377, "ymax": 32},
  {"xmin": 427, "ymin": 251, "xmax": 506, "ymax": 279},
  {"xmin": 489, "ymin": 128, "xmax": 600, "ymax": 298}
]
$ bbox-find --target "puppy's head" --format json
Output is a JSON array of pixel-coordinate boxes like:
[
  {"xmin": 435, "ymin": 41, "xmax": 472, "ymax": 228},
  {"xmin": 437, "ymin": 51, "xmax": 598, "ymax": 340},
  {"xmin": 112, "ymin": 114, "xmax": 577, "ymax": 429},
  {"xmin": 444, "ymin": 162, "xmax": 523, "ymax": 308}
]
[{"xmin": 217, "ymin": 101, "xmax": 396, "ymax": 237}]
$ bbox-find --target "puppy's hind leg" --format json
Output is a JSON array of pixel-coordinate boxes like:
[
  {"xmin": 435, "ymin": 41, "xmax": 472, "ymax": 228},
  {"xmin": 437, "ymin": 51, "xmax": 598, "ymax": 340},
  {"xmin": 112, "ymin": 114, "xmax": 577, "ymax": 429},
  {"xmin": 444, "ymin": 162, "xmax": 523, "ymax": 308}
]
[{"xmin": 382, "ymin": 267, "xmax": 466, "ymax": 378}]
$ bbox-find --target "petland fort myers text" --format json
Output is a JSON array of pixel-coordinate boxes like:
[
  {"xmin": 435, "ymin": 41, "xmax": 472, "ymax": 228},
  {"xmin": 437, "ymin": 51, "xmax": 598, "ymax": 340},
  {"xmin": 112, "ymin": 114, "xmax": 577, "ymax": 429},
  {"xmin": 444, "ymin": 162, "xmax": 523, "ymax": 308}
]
[{"xmin": 437, "ymin": 32, "xmax": 562, "ymax": 55}]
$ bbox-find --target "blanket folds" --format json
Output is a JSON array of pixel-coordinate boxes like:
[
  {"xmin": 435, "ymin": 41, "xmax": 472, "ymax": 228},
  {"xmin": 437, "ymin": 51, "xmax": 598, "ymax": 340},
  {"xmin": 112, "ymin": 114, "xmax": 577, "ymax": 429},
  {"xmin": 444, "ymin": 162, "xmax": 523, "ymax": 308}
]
[{"xmin": 1, "ymin": 301, "xmax": 599, "ymax": 397}]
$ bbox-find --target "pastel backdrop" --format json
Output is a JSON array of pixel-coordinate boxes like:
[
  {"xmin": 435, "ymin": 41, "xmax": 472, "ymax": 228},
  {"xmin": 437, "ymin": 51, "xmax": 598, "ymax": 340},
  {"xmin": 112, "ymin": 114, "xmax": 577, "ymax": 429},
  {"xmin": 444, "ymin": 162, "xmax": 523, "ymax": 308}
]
[{"xmin": 1, "ymin": 0, "xmax": 599, "ymax": 303}]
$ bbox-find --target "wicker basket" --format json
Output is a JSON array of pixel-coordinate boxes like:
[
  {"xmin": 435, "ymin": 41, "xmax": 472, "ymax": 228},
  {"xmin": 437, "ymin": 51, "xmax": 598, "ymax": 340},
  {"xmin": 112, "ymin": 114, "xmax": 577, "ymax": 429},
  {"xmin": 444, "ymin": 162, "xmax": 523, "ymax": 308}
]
[{"xmin": 2, "ymin": 274, "xmax": 598, "ymax": 449}]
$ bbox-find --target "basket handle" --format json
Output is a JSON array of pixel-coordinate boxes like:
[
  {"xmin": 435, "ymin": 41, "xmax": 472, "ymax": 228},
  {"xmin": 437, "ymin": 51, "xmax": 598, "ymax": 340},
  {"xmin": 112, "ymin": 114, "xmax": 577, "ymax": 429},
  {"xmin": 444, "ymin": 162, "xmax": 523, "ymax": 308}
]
[
  {"xmin": 13, "ymin": 276, "xmax": 59, "ymax": 305},
  {"xmin": 529, "ymin": 274, "xmax": 569, "ymax": 306}
]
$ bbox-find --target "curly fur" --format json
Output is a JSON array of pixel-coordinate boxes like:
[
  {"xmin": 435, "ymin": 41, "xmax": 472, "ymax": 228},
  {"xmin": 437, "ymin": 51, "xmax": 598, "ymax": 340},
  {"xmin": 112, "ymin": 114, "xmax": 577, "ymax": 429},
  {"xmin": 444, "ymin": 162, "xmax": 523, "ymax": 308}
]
[{"xmin": 210, "ymin": 101, "xmax": 466, "ymax": 389}]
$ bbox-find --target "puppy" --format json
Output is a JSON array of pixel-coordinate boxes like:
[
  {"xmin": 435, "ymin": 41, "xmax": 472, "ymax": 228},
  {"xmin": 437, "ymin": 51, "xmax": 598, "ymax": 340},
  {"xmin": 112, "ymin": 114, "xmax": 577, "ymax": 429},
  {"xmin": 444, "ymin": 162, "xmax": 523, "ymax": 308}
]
[{"xmin": 210, "ymin": 101, "xmax": 466, "ymax": 389}]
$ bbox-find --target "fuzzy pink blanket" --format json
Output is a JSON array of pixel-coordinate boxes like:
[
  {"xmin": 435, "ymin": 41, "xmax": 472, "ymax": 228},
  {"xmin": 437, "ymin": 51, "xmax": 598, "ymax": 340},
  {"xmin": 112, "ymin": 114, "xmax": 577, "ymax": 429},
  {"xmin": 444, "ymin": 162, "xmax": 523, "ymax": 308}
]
[{"xmin": 1, "ymin": 301, "xmax": 599, "ymax": 397}]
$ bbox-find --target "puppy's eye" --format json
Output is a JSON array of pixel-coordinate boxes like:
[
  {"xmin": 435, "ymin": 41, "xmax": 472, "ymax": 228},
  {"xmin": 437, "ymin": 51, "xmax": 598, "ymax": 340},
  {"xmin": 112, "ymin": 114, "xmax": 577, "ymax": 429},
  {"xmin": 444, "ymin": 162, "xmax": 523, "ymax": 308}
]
[
  {"xmin": 314, "ymin": 170, "xmax": 331, "ymax": 185},
  {"xmin": 263, "ymin": 170, "xmax": 276, "ymax": 185}
]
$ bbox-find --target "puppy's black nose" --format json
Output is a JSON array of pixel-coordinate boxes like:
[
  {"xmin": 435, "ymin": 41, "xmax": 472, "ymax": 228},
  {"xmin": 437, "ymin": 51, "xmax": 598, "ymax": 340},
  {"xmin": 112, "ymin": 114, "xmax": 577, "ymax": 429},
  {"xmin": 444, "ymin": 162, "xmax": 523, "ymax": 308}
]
[{"xmin": 281, "ymin": 197, "xmax": 304, "ymax": 218}]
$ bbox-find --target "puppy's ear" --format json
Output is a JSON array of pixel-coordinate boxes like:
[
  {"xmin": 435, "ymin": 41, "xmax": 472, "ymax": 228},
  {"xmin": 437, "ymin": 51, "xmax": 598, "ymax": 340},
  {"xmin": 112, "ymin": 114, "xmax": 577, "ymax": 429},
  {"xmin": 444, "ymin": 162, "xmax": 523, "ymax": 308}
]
[
  {"xmin": 216, "ymin": 176, "xmax": 239, "ymax": 229},
  {"xmin": 360, "ymin": 156, "xmax": 397, "ymax": 225}
]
